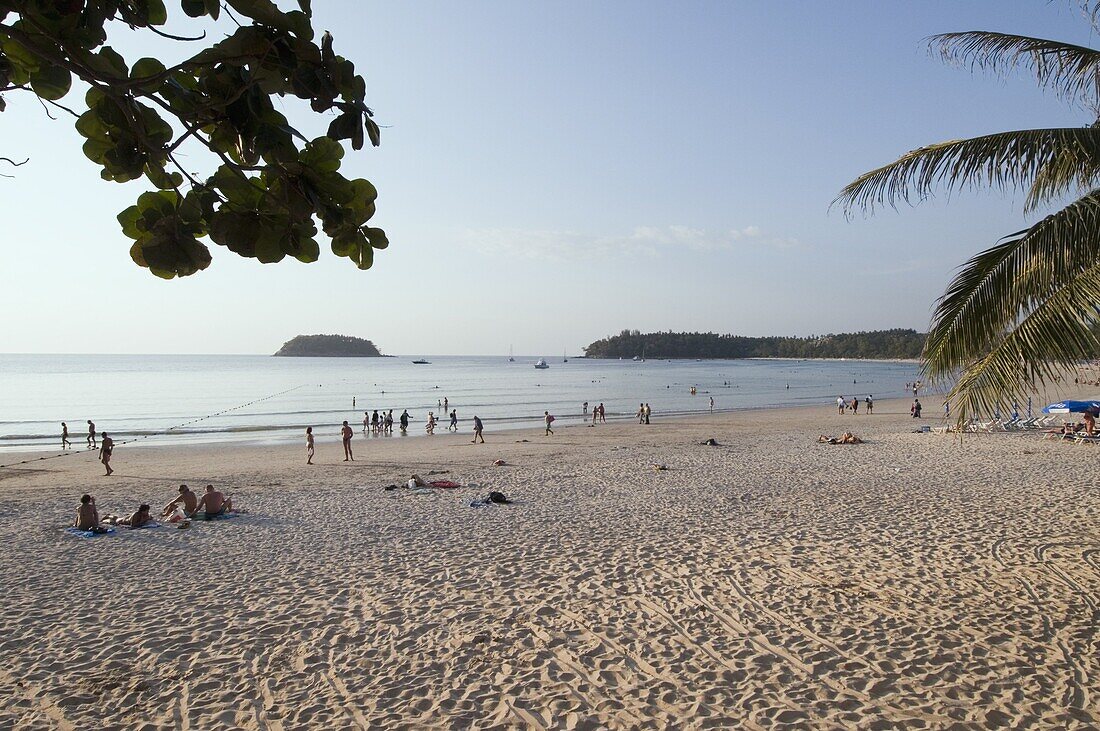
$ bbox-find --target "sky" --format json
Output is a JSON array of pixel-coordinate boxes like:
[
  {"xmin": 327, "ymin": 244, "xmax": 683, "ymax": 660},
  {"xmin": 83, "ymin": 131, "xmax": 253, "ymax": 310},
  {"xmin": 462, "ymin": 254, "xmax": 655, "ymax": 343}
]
[{"xmin": 2, "ymin": 1, "xmax": 1098, "ymax": 355}]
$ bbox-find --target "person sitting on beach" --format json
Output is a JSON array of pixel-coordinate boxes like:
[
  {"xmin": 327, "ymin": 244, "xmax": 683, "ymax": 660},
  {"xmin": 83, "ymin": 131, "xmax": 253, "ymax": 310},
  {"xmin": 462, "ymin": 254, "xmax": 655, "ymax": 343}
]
[
  {"xmin": 162, "ymin": 484, "xmax": 198, "ymax": 518},
  {"xmin": 195, "ymin": 484, "xmax": 233, "ymax": 517},
  {"xmin": 472, "ymin": 415, "xmax": 484, "ymax": 443},
  {"xmin": 408, "ymin": 474, "xmax": 427, "ymax": 488},
  {"xmin": 74, "ymin": 494, "xmax": 102, "ymax": 530}
]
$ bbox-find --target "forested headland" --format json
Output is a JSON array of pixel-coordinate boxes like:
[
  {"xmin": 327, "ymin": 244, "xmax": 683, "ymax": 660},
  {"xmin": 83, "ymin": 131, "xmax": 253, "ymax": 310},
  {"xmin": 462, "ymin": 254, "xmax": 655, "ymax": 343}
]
[{"xmin": 583, "ymin": 329, "xmax": 925, "ymax": 360}]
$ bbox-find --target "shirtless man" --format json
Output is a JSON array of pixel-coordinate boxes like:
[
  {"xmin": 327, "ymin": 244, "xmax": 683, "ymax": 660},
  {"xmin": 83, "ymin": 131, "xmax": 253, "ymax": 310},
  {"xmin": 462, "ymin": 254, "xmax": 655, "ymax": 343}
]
[
  {"xmin": 341, "ymin": 420, "xmax": 354, "ymax": 461},
  {"xmin": 306, "ymin": 426, "xmax": 315, "ymax": 464},
  {"xmin": 74, "ymin": 494, "xmax": 101, "ymax": 530},
  {"xmin": 99, "ymin": 432, "xmax": 114, "ymax": 475},
  {"xmin": 87, "ymin": 419, "xmax": 96, "ymax": 449},
  {"xmin": 61, "ymin": 422, "xmax": 71, "ymax": 450},
  {"xmin": 162, "ymin": 484, "xmax": 199, "ymax": 517},
  {"xmin": 195, "ymin": 484, "xmax": 233, "ymax": 517}
]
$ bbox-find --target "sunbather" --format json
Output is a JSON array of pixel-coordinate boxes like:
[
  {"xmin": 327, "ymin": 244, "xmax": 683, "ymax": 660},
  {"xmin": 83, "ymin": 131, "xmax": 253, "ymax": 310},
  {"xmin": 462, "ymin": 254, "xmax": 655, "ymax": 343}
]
[
  {"xmin": 162, "ymin": 484, "xmax": 198, "ymax": 517},
  {"xmin": 194, "ymin": 484, "xmax": 232, "ymax": 517},
  {"xmin": 74, "ymin": 494, "xmax": 103, "ymax": 531}
]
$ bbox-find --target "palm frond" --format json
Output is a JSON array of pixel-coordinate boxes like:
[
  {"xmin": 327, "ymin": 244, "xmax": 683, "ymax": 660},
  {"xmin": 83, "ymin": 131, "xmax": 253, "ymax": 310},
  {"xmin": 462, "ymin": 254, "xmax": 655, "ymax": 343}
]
[
  {"xmin": 923, "ymin": 190, "xmax": 1100, "ymax": 383},
  {"xmin": 835, "ymin": 127, "xmax": 1100, "ymax": 216},
  {"xmin": 930, "ymin": 31, "xmax": 1100, "ymax": 108},
  {"xmin": 937, "ymin": 260, "xmax": 1100, "ymax": 425}
]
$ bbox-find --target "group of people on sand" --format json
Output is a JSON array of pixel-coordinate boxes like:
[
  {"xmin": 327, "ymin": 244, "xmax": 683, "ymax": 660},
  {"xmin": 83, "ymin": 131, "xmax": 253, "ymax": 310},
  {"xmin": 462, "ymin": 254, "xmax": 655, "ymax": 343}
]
[
  {"xmin": 313, "ymin": 409, "xmax": 487, "ymax": 464},
  {"xmin": 60, "ymin": 420, "xmax": 115, "ymax": 475},
  {"xmin": 584, "ymin": 402, "xmax": 607, "ymax": 425},
  {"xmin": 836, "ymin": 396, "xmax": 873, "ymax": 415},
  {"xmin": 73, "ymin": 484, "xmax": 233, "ymax": 532}
]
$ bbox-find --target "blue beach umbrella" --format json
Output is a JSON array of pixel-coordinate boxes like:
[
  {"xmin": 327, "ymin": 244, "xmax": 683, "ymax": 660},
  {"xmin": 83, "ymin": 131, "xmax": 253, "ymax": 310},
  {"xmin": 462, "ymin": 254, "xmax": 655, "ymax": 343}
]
[{"xmin": 1042, "ymin": 399, "xmax": 1100, "ymax": 414}]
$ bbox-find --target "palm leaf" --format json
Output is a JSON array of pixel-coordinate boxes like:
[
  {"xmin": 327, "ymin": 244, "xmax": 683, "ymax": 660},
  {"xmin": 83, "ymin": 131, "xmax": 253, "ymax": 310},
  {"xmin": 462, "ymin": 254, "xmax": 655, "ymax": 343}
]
[
  {"xmin": 938, "ymin": 260, "xmax": 1100, "ymax": 425},
  {"xmin": 835, "ymin": 127, "xmax": 1100, "ymax": 215},
  {"xmin": 923, "ymin": 190, "xmax": 1100, "ymax": 382},
  {"xmin": 930, "ymin": 31, "xmax": 1100, "ymax": 108}
]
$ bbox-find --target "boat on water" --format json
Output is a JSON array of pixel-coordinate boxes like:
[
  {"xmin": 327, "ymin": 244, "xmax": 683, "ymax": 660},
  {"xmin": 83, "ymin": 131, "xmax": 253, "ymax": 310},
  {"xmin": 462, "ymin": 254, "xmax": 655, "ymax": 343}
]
[
  {"xmin": 632, "ymin": 355, "xmax": 642, "ymax": 362},
  {"xmin": 508, "ymin": 345, "xmax": 515, "ymax": 362},
  {"xmin": 534, "ymin": 358, "xmax": 549, "ymax": 369},
  {"xmin": 412, "ymin": 359, "xmax": 431, "ymax": 365}
]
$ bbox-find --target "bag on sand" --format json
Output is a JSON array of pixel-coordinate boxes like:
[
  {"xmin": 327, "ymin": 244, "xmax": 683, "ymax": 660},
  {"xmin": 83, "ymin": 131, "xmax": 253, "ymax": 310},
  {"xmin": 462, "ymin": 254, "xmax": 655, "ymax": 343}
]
[{"xmin": 487, "ymin": 491, "xmax": 511, "ymax": 504}]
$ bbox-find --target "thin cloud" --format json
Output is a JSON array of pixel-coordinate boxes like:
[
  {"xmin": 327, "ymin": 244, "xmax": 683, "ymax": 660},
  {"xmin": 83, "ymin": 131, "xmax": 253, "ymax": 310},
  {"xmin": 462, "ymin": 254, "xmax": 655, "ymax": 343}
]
[{"xmin": 463, "ymin": 225, "xmax": 803, "ymax": 260}]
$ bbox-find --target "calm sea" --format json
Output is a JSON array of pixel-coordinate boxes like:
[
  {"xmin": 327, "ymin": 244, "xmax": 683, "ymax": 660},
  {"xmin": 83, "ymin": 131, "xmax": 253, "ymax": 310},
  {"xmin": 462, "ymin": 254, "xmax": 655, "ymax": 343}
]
[{"xmin": 0, "ymin": 354, "xmax": 923, "ymax": 451}]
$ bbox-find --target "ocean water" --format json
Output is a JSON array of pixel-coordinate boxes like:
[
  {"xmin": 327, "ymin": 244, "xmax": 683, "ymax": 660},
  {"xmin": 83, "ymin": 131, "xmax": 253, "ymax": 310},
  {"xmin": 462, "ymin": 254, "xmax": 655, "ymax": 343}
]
[{"xmin": 0, "ymin": 354, "xmax": 923, "ymax": 451}]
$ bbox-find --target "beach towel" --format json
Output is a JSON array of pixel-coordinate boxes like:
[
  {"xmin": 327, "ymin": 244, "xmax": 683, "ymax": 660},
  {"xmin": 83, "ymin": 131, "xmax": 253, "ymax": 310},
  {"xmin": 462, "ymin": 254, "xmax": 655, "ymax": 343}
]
[
  {"xmin": 428, "ymin": 480, "xmax": 461, "ymax": 489},
  {"xmin": 191, "ymin": 511, "xmax": 238, "ymax": 521},
  {"xmin": 65, "ymin": 527, "xmax": 116, "ymax": 538}
]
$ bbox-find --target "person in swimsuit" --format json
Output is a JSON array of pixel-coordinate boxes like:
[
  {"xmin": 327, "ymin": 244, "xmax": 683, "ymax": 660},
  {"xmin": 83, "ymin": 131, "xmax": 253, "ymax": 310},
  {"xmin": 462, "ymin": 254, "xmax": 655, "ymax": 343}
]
[
  {"xmin": 195, "ymin": 484, "xmax": 233, "ymax": 517},
  {"xmin": 87, "ymin": 420, "xmax": 96, "ymax": 449},
  {"xmin": 163, "ymin": 484, "xmax": 199, "ymax": 518},
  {"xmin": 74, "ymin": 494, "xmax": 102, "ymax": 530},
  {"xmin": 99, "ymin": 432, "xmax": 114, "ymax": 475},
  {"xmin": 471, "ymin": 415, "xmax": 484, "ymax": 443},
  {"xmin": 306, "ymin": 427, "xmax": 315, "ymax": 464},
  {"xmin": 62, "ymin": 422, "xmax": 71, "ymax": 450},
  {"xmin": 341, "ymin": 421, "xmax": 354, "ymax": 460},
  {"xmin": 598, "ymin": 403, "xmax": 606, "ymax": 423}
]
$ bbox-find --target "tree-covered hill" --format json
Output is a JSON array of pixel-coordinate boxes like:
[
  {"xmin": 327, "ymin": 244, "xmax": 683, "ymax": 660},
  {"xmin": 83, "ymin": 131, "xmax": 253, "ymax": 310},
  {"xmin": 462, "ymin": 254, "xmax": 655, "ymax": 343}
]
[
  {"xmin": 583, "ymin": 329, "xmax": 926, "ymax": 360},
  {"xmin": 274, "ymin": 335, "xmax": 384, "ymax": 357}
]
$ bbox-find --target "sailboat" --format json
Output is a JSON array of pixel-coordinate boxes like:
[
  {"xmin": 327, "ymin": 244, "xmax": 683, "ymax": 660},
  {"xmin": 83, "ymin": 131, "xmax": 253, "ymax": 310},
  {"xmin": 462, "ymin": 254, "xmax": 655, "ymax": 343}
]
[
  {"xmin": 508, "ymin": 345, "xmax": 515, "ymax": 362},
  {"xmin": 563, "ymin": 348, "xmax": 568, "ymax": 363}
]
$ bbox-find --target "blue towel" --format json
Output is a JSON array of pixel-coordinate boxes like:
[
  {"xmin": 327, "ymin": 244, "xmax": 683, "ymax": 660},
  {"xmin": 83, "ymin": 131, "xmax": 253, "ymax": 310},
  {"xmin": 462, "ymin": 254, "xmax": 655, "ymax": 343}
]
[
  {"xmin": 191, "ymin": 511, "xmax": 237, "ymax": 521},
  {"xmin": 65, "ymin": 527, "xmax": 116, "ymax": 538}
]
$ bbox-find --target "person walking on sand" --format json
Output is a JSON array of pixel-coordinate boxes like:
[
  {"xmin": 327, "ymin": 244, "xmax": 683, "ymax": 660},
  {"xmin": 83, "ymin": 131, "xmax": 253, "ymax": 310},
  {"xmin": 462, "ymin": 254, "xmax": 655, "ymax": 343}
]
[
  {"xmin": 99, "ymin": 432, "xmax": 114, "ymax": 475},
  {"xmin": 866, "ymin": 395, "xmax": 873, "ymax": 414},
  {"xmin": 544, "ymin": 411, "xmax": 555, "ymax": 435},
  {"xmin": 836, "ymin": 396, "xmax": 845, "ymax": 415},
  {"xmin": 583, "ymin": 401, "xmax": 588, "ymax": 416},
  {"xmin": 852, "ymin": 397, "xmax": 859, "ymax": 415},
  {"xmin": 911, "ymin": 399, "xmax": 922, "ymax": 418},
  {"xmin": 471, "ymin": 415, "xmax": 484, "ymax": 443},
  {"xmin": 341, "ymin": 420, "xmax": 354, "ymax": 460},
  {"xmin": 449, "ymin": 409, "xmax": 458, "ymax": 431},
  {"xmin": 709, "ymin": 396, "xmax": 714, "ymax": 412},
  {"xmin": 637, "ymin": 403, "xmax": 645, "ymax": 424},
  {"xmin": 87, "ymin": 420, "xmax": 96, "ymax": 449},
  {"xmin": 61, "ymin": 422, "xmax": 71, "ymax": 450},
  {"xmin": 644, "ymin": 403, "xmax": 651, "ymax": 425},
  {"xmin": 363, "ymin": 411, "xmax": 369, "ymax": 433},
  {"xmin": 306, "ymin": 427, "xmax": 315, "ymax": 464}
]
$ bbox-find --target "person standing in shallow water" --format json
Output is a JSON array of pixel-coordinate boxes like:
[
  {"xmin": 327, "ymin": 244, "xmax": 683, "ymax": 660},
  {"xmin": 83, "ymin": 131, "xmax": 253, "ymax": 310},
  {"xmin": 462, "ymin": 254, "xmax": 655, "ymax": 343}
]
[
  {"xmin": 341, "ymin": 421, "xmax": 354, "ymax": 461},
  {"xmin": 87, "ymin": 420, "xmax": 96, "ymax": 449},
  {"xmin": 400, "ymin": 409, "xmax": 409, "ymax": 434}
]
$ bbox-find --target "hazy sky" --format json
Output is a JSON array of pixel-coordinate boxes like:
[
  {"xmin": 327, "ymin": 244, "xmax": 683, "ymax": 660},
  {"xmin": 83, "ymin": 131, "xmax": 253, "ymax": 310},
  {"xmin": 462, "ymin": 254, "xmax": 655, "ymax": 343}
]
[{"xmin": 2, "ymin": 1, "xmax": 1096, "ymax": 355}]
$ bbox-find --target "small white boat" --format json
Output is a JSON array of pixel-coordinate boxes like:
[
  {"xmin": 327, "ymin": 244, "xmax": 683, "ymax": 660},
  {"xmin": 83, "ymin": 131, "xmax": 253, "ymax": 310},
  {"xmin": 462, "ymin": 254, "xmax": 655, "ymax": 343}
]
[
  {"xmin": 632, "ymin": 355, "xmax": 642, "ymax": 362},
  {"xmin": 534, "ymin": 358, "xmax": 549, "ymax": 369}
]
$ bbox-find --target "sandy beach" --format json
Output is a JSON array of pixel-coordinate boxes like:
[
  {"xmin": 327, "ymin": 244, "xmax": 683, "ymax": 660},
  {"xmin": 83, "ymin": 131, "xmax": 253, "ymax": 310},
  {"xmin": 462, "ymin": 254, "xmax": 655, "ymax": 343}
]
[{"xmin": 2, "ymin": 396, "xmax": 1098, "ymax": 729}]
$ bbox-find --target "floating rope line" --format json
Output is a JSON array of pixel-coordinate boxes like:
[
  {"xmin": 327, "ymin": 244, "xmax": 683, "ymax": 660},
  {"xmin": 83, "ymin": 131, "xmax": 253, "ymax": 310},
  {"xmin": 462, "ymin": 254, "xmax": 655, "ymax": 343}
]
[{"xmin": 0, "ymin": 383, "xmax": 312, "ymax": 470}]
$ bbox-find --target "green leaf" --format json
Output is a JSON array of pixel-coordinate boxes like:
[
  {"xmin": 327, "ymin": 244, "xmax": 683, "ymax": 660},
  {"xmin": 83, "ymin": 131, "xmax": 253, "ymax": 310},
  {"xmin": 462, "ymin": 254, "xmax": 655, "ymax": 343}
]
[
  {"xmin": 365, "ymin": 227, "xmax": 388, "ymax": 250},
  {"xmin": 29, "ymin": 66, "xmax": 71, "ymax": 101},
  {"xmin": 131, "ymin": 57, "xmax": 167, "ymax": 82}
]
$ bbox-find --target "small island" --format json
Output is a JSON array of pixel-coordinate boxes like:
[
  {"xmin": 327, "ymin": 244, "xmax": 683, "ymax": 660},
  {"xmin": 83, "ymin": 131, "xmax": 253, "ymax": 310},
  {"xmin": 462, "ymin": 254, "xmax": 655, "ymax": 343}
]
[{"xmin": 273, "ymin": 334, "xmax": 385, "ymax": 357}]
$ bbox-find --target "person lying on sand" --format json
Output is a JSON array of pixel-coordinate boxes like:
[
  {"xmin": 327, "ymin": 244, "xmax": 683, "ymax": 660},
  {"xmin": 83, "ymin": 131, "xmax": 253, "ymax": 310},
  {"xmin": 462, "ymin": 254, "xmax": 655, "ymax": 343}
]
[
  {"xmin": 74, "ymin": 494, "xmax": 103, "ymax": 531},
  {"xmin": 407, "ymin": 474, "xmax": 428, "ymax": 488},
  {"xmin": 194, "ymin": 484, "xmax": 233, "ymax": 517},
  {"xmin": 104, "ymin": 504, "xmax": 155, "ymax": 527},
  {"xmin": 162, "ymin": 484, "xmax": 198, "ymax": 518},
  {"xmin": 818, "ymin": 432, "xmax": 864, "ymax": 445}
]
